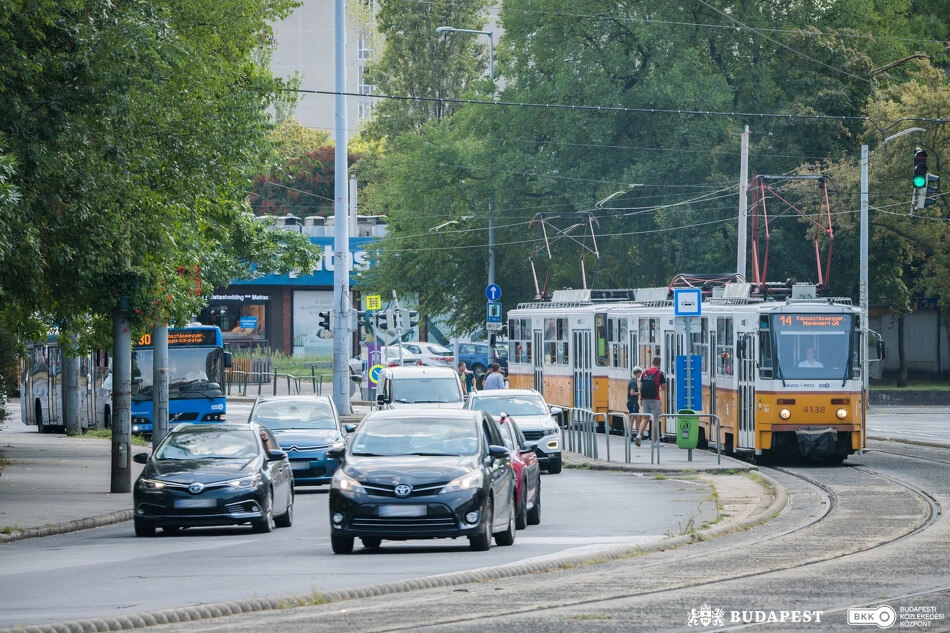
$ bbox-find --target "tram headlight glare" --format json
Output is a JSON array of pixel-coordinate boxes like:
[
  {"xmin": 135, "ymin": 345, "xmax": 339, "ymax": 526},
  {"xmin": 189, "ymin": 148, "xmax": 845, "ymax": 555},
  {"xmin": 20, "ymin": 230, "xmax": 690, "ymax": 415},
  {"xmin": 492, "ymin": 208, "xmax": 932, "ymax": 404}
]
[
  {"xmin": 836, "ymin": 408, "xmax": 847, "ymax": 419},
  {"xmin": 779, "ymin": 408, "xmax": 791, "ymax": 420}
]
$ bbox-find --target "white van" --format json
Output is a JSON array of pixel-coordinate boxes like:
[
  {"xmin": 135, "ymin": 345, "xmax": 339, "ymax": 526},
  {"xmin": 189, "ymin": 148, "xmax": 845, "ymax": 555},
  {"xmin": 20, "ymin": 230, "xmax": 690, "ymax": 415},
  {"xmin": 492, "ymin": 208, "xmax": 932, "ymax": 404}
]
[{"xmin": 376, "ymin": 366, "xmax": 465, "ymax": 409}]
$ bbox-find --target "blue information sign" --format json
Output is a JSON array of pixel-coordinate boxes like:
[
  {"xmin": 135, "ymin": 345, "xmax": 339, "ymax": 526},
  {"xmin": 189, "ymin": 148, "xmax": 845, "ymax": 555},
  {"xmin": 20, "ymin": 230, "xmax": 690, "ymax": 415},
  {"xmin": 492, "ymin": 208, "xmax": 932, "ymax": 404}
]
[
  {"xmin": 486, "ymin": 301, "xmax": 502, "ymax": 323},
  {"xmin": 675, "ymin": 354, "xmax": 703, "ymax": 411},
  {"xmin": 485, "ymin": 284, "xmax": 502, "ymax": 301},
  {"xmin": 240, "ymin": 316, "xmax": 258, "ymax": 329},
  {"xmin": 673, "ymin": 288, "xmax": 702, "ymax": 317}
]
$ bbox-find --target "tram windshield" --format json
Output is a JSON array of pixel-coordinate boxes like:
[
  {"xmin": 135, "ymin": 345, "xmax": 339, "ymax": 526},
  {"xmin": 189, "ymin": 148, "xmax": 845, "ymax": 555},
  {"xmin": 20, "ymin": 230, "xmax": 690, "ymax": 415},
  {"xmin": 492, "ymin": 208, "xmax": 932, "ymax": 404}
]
[{"xmin": 771, "ymin": 314, "xmax": 854, "ymax": 380}]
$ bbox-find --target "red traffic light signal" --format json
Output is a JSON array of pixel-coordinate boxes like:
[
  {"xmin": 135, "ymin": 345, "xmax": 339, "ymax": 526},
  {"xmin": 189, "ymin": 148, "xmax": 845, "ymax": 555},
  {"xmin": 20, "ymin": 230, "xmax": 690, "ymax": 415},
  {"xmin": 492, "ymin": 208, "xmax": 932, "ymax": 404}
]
[{"xmin": 914, "ymin": 149, "xmax": 928, "ymax": 188}]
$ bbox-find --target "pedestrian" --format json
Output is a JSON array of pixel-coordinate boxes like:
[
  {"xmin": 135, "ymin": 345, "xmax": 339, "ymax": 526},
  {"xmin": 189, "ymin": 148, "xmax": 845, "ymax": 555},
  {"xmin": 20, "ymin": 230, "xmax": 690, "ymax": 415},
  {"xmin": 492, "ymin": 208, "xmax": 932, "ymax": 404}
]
[
  {"xmin": 627, "ymin": 366, "xmax": 645, "ymax": 445},
  {"xmin": 638, "ymin": 356, "xmax": 667, "ymax": 446},
  {"xmin": 458, "ymin": 361, "xmax": 475, "ymax": 395},
  {"xmin": 482, "ymin": 363, "xmax": 506, "ymax": 390}
]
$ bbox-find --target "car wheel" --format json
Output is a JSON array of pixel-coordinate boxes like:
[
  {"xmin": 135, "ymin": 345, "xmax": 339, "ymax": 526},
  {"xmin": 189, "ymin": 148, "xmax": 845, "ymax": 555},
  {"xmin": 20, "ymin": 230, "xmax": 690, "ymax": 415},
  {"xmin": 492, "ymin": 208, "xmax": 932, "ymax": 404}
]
[
  {"xmin": 472, "ymin": 363, "xmax": 487, "ymax": 376},
  {"xmin": 251, "ymin": 491, "xmax": 274, "ymax": 533},
  {"xmin": 527, "ymin": 477, "xmax": 541, "ymax": 526},
  {"xmin": 274, "ymin": 494, "xmax": 294, "ymax": 528},
  {"xmin": 546, "ymin": 453, "xmax": 563, "ymax": 474},
  {"xmin": 331, "ymin": 533, "xmax": 355, "ymax": 554},
  {"xmin": 361, "ymin": 537, "xmax": 381, "ymax": 549},
  {"xmin": 515, "ymin": 479, "xmax": 528, "ymax": 530},
  {"xmin": 494, "ymin": 494, "xmax": 516, "ymax": 546},
  {"xmin": 162, "ymin": 525, "xmax": 180, "ymax": 536},
  {"xmin": 134, "ymin": 519, "xmax": 155, "ymax": 537},
  {"xmin": 468, "ymin": 498, "xmax": 493, "ymax": 552}
]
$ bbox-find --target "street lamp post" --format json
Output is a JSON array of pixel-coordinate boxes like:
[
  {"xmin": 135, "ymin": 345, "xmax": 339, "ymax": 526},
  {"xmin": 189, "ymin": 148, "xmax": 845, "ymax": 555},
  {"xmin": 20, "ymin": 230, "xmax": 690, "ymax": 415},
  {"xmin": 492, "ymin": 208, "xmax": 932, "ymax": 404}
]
[{"xmin": 436, "ymin": 25, "xmax": 498, "ymax": 299}]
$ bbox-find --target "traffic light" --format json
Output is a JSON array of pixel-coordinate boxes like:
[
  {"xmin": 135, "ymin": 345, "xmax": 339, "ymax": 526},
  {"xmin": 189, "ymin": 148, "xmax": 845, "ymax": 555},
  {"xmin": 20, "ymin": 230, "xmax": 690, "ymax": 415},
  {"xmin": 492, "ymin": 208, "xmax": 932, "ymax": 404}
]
[
  {"xmin": 913, "ymin": 149, "xmax": 928, "ymax": 189},
  {"xmin": 374, "ymin": 311, "xmax": 386, "ymax": 330},
  {"xmin": 403, "ymin": 310, "xmax": 419, "ymax": 330},
  {"xmin": 317, "ymin": 310, "xmax": 331, "ymax": 332},
  {"xmin": 375, "ymin": 309, "xmax": 395, "ymax": 331},
  {"xmin": 915, "ymin": 174, "xmax": 940, "ymax": 209},
  {"xmin": 355, "ymin": 311, "xmax": 368, "ymax": 341}
]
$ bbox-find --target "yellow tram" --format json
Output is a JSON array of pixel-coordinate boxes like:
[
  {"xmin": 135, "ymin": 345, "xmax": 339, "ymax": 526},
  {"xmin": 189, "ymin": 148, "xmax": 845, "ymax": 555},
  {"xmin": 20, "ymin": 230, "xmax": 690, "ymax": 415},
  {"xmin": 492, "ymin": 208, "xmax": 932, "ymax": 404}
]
[{"xmin": 506, "ymin": 281, "xmax": 881, "ymax": 462}]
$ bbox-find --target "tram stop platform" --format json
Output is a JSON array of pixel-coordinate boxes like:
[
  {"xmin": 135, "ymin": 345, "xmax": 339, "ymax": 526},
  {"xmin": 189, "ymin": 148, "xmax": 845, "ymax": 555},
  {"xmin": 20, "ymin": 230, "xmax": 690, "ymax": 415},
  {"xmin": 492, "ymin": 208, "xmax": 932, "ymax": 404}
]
[{"xmin": 563, "ymin": 427, "xmax": 755, "ymax": 474}]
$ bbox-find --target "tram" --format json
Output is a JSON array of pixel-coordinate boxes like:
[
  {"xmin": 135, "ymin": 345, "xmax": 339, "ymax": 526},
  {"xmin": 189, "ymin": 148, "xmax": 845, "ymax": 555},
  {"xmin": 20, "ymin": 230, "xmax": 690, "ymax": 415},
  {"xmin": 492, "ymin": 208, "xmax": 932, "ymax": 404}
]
[{"xmin": 506, "ymin": 279, "xmax": 883, "ymax": 462}]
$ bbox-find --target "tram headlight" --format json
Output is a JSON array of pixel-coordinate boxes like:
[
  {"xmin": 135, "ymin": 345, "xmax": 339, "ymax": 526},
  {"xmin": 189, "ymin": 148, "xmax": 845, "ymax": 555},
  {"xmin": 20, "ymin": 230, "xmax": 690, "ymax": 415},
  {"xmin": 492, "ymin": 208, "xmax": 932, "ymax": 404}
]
[
  {"xmin": 836, "ymin": 408, "xmax": 847, "ymax": 420},
  {"xmin": 779, "ymin": 408, "xmax": 791, "ymax": 420}
]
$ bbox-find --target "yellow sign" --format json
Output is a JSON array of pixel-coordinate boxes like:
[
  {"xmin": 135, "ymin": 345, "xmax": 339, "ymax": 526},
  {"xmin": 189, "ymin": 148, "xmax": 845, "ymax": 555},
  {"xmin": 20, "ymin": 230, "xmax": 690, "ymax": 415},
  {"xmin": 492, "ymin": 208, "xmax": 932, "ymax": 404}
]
[
  {"xmin": 366, "ymin": 295, "xmax": 382, "ymax": 310},
  {"xmin": 369, "ymin": 363, "xmax": 386, "ymax": 384}
]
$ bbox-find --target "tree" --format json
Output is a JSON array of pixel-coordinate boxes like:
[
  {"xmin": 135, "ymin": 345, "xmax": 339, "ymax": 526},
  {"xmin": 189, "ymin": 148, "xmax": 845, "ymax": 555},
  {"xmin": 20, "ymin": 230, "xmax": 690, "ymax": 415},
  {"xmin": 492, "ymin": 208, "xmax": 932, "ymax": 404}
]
[
  {"xmin": 0, "ymin": 0, "xmax": 319, "ymax": 350},
  {"xmin": 268, "ymin": 119, "xmax": 332, "ymax": 165},
  {"xmin": 250, "ymin": 146, "xmax": 361, "ymax": 218}
]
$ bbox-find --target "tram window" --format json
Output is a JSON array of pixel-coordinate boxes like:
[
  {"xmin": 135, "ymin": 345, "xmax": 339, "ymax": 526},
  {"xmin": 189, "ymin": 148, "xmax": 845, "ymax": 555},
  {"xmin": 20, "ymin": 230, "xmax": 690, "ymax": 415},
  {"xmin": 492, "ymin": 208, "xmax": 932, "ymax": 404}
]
[
  {"xmin": 758, "ymin": 331, "xmax": 774, "ymax": 378},
  {"xmin": 510, "ymin": 318, "xmax": 532, "ymax": 364},
  {"xmin": 716, "ymin": 318, "xmax": 734, "ymax": 376},
  {"xmin": 545, "ymin": 318, "xmax": 568, "ymax": 365},
  {"xmin": 690, "ymin": 318, "xmax": 708, "ymax": 375},
  {"xmin": 595, "ymin": 313, "xmax": 608, "ymax": 367},
  {"xmin": 610, "ymin": 318, "xmax": 628, "ymax": 369}
]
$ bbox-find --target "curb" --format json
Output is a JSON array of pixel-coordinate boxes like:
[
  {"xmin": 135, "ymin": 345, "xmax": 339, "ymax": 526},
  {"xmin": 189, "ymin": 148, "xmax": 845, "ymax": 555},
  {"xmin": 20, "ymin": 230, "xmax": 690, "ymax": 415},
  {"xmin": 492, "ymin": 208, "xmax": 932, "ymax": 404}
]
[
  {"xmin": 563, "ymin": 452, "xmax": 756, "ymax": 475},
  {"xmin": 868, "ymin": 435, "xmax": 950, "ymax": 450},
  {"xmin": 0, "ymin": 510, "xmax": 133, "ymax": 544},
  {"xmin": 0, "ymin": 473, "xmax": 786, "ymax": 633}
]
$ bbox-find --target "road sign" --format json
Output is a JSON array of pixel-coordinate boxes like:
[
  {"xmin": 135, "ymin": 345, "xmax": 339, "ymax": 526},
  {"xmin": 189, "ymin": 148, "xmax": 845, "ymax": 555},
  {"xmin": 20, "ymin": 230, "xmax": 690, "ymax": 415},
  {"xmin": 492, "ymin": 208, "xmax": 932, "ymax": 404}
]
[
  {"xmin": 485, "ymin": 284, "xmax": 502, "ymax": 301},
  {"xmin": 369, "ymin": 364, "xmax": 385, "ymax": 385},
  {"xmin": 486, "ymin": 301, "xmax": 502, "ymax": 323},
  {"xmin": 365, "ymin": 294, "xmax": 382, "ymax": 311},
  {"xmin": 675, "ymin": 354, "xmax": 703, "ymax": 411},
  {"xmin": 674, "ymin": 288, "xmax": 702, "ymax": 317}
]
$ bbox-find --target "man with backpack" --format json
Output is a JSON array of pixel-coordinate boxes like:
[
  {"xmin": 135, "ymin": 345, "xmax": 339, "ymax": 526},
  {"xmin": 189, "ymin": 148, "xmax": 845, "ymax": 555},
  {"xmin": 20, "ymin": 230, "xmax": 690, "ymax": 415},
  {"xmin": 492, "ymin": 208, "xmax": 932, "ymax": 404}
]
[{"xmin": 637, "ymin": 356, "xmax": 666, "ymax": 447}]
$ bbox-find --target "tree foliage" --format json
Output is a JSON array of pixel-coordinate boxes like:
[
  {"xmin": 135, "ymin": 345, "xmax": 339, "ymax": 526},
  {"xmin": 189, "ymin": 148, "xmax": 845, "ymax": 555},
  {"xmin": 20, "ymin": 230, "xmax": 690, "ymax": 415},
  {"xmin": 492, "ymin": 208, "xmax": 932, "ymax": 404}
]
[
  {"xmin": 0, "ymin": 0, "xmax": 319, "ymax": 350},
  {"xmin": 250, "ymin": 146, "xmax": 361, "ymax": 218}
]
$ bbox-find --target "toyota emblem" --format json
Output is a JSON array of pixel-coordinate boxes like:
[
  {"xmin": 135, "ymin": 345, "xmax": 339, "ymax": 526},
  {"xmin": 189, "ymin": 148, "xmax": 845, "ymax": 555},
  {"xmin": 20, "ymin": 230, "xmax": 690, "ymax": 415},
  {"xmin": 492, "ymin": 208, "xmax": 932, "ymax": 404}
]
[
  {"xmin": 394, "ymin": 484, "xmax": 412, "ymax": 498},
  {"xmin": 188, "ymin": 482, "xmax": 205, "ymax": 494}
]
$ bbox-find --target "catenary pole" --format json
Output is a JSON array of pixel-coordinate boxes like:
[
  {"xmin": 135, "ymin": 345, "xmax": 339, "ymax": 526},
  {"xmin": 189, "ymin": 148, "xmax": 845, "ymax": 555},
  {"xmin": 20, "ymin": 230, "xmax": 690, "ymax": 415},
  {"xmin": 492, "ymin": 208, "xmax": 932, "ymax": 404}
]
[
  {"xmin": 111, "ymin": 297, "xmax": 132, "ymax": 493},
  {"xmin": 152, "ymin": 324, "xmax": 168, "ymax": 450},
  {"xmin": 860, "ymin": 145, "xmax": 869, "ymax": 448},
  {"xmin": 332, "ymin": 0, "xmax": 352, "ymax": 415},
  {"xmin": 737, "ymin": 125, "xmax": 749, "ymax": 278}
]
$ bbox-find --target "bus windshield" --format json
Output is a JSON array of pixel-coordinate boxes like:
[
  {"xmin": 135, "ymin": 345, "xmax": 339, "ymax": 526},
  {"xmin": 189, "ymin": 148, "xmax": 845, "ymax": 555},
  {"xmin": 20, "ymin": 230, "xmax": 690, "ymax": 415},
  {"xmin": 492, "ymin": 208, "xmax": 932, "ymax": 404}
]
[
  {"xmin": 132, "ymin": 347, "xmax": 223, "ymax": 399},
  {"xmin": 771, "ymin": 314, "xmax": 854, "ymax": 380}
]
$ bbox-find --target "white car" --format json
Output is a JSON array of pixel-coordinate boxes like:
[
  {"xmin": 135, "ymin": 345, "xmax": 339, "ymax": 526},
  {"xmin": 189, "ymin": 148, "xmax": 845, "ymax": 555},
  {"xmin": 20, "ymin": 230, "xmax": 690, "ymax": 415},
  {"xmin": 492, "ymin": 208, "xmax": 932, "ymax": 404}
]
[
  {"xmin": 391, "ymin": 342, "xmax": 455, "ymax": 367},
  {"xmin": 375, "ymin": 366, "xmax": 466, "ymax": 410},
  {"xmin": 465, "ymin": 389, "xmax": 563, "ymax": 473},
  {"xmin": 382, "ymin": 345, "xmax": 424, "ymax": 367}
]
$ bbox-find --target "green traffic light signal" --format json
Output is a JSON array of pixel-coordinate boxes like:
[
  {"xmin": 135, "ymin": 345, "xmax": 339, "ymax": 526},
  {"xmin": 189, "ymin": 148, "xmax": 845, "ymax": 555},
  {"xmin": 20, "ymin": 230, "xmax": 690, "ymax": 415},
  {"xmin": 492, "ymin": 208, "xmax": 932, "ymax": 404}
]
[{"xmin": 914, "ymin": 175, "xmax": 926, "ymax": 188}]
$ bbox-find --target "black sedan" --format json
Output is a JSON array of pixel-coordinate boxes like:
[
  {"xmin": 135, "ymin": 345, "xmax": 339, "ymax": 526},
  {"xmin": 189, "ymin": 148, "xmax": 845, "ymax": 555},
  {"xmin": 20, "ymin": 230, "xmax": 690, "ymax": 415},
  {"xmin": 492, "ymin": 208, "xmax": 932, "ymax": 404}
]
[
  {"xmin": 328, "ymin": 409, "xmax": 517, "ymax": 553},
  {"xmin": 132, "ymin": 423, "xmax": 294, "ymax": 536}
]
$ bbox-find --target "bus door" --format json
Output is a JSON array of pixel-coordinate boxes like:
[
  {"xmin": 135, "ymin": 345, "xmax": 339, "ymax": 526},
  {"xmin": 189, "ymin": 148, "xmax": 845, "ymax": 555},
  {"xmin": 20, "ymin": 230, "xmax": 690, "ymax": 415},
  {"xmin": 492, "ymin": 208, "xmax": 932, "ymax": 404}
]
[
  {"xmin": 737, "ymin": 333, "xmax": 756, "ymax": 449},
  {"xmin": 663, "ymin": 330, "xmax": 684, "ymax": 436},
  {"xmin": 572, "ymin": 329, "xmax": 592, "ymax": 410},
  {"xmin": 533, "ymin": 329, "xmax": 544, "ymax": 393}
]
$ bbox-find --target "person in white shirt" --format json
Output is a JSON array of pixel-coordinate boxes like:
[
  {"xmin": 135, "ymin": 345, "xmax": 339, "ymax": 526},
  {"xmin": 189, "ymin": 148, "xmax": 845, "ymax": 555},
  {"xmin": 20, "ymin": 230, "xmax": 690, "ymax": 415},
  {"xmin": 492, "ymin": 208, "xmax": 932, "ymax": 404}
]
[
  {"xmin": 798, "ymin": 347, "xmax": 824, "ymax": 368},
  {"xmin": 482, "ymin": 363, "xmax": 506, "ymax": 390}
]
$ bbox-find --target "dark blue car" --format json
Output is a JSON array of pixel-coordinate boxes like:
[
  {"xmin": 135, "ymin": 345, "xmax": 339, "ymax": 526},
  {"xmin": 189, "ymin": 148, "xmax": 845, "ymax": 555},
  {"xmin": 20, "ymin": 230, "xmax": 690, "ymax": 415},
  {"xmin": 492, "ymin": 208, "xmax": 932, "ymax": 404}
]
[
  {"xmin": 248, "ymin": 395, "xmax": 346, "ymax": 486},
  {"xmin": 456, "ymin": 342, "xmax": 508, "ymax": 376}
]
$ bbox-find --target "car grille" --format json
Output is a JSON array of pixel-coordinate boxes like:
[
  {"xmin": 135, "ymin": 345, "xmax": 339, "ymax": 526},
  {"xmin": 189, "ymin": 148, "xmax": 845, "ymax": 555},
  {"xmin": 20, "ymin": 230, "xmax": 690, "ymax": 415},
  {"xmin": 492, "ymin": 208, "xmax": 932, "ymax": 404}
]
[
  {"xmin": 522, "ymin": 430, "xmax": 545, "ymax": 441},
  {"xmin": 360, "ymin": 481, "xmax": 450, "ymax": 497},
  {"xmin": 351, "ymin": 516, "xmax": 458, "ymax": 532}
]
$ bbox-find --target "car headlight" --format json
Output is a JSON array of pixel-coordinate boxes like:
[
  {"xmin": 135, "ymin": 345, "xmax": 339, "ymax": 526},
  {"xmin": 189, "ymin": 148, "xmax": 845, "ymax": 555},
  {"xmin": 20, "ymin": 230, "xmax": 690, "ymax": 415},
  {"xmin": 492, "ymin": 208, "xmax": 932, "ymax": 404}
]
[
  {"xmin": 227, "ymin": 474, "xmax": 263, "ymax": 489},
  {"xmin": 328, "ymin": 441, "xmax": 346, "ymax": 451},
  {"xmin": 545, "ymin": 425, "xmax": 560, "ymax": 436},
  {"xmin": 442, "ymin": 470, "xmax": 483, "ymax": 493},
  {"xmin": 137, "ymin": 478, "xmax": 165, "ymax": 490},
  {"xmin": 331, "ymin": 470, "xmax": 364, "ymax": 494}
]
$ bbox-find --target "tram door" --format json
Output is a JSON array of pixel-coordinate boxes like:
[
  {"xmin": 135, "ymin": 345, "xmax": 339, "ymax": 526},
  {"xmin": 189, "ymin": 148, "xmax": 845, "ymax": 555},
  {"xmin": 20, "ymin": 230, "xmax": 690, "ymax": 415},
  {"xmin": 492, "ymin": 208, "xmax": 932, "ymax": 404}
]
[
  {"xmin": 663, "ymin": 331, "xmax": 684, "ymax": 436},
  {"xmin": 533, "ymin": 329, "xmax": 544, "ymax": 394},
  {"xmin": 737, "ymin": 333, "xmax": 756, "ymax": 449},
  {"xmin": 572, "ymin": 329, "xmax": 592, "ymax": 410}
]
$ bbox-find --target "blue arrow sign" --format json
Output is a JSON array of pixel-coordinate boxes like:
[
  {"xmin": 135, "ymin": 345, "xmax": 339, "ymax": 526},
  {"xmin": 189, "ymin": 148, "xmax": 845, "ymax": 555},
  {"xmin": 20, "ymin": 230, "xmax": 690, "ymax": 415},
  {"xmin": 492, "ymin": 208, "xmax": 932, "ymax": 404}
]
[{"xmin": 485, "ymin": 284, "xmax": 502, "ymax": 301}]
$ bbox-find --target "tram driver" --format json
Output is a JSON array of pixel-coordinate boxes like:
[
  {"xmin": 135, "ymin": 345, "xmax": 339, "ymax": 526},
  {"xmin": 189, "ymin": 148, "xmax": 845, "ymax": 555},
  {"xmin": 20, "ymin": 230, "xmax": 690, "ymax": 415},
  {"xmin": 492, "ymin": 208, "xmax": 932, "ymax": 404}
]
[{"xmin": 797, "ymin": 347, "xmax": 824, "ymax": 368}]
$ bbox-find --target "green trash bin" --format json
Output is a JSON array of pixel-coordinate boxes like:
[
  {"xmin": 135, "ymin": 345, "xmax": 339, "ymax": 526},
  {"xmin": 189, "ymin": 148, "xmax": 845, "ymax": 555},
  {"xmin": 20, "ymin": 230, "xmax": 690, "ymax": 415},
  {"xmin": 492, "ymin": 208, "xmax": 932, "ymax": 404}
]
[{"xmin": 676, "ymin": 409, "xmax": 699, "ymax": 450}]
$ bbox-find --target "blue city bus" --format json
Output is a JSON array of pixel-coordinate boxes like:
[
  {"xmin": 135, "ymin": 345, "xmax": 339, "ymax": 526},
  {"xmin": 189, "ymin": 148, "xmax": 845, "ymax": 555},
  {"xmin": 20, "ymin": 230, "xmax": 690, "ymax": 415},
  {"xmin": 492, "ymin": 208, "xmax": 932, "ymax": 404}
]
[{"xmin": 131, "ymin": 325, "xmax": 231, "ymax": 434}]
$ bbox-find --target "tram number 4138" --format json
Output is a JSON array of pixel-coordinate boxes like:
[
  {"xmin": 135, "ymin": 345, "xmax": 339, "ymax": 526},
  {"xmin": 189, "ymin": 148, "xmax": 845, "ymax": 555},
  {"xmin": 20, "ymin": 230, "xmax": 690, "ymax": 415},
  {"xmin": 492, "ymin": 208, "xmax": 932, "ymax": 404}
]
[{"xmin": 802, "ymin": 405, "xmax": 826, "ymax": 414}]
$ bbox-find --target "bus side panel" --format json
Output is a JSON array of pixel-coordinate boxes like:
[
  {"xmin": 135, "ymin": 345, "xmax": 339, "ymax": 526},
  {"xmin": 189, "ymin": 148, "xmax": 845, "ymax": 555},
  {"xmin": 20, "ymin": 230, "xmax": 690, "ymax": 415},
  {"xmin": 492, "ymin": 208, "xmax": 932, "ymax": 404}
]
[{"xmin": 541, "ymin": 373, "xmax": 574, "ymax": 410}]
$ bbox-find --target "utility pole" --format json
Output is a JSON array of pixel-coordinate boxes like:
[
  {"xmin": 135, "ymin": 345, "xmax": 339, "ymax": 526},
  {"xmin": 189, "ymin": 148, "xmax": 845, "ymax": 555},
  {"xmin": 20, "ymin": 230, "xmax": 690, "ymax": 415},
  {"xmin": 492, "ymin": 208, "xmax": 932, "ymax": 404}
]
[
  {"xmin": 860, "ymin": 145, "xmax": 869, "ymax": 449},
  {"xmin": 332, "ymin": 0, "xmax": 352, "ymax": 415},
  {"xmin": 152, "ymin": 324, "xmax": 169, "ymax": 450},
  {"xmin": 111, "ymin": 297, "xmax": 132, "ymax": 493},
  {"xmin": 737, "ymin": 125, "xmax": 749, "ymax": 278},
  {"xmin": 62, "ymin": 333, "xmax": 81, "ymax": 436}
]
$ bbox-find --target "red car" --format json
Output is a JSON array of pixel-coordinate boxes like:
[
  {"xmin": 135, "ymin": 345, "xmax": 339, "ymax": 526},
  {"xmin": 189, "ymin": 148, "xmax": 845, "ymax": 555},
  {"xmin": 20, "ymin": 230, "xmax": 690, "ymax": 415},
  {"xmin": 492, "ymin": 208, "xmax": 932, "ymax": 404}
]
[{"xmin": 495, "ymin": 414, "xmax": 541, "ymax": 529}]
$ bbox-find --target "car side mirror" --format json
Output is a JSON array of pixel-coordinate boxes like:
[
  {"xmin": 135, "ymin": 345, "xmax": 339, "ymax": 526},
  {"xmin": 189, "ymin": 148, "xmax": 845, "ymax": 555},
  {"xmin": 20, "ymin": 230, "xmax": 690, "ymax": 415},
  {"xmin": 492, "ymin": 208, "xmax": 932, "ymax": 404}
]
[
  {"xmin": 521, "ymin": 441, "xmax": 538, "ymax": 452},
  {"xmin": 549, "ymin": 406, "xmax": 563, "ymax": 417},
  {"xmin": 488, "ymin": 444, "xmax": 510, "ymax": 460},
  {"xmin": 223, "ymin": 352, "xmax": 233, "ymax": 369},
  {"xmin": 376, "ymin": 393, "xmax": 390, "ymax": 405},
  {"xmin": 133, "ymin": 452, "xmax": 149, "ymax": 464},
  {"xmin": 266, "ymin": 449, "xmax": 287, "ymax": 461},
  {"xmin": 326, "ymin": 447, "xmax": 345, "ymax": 460},
  {"xmin": 343, "ymin": 423, "xmax": 358, "ymax": 434}
]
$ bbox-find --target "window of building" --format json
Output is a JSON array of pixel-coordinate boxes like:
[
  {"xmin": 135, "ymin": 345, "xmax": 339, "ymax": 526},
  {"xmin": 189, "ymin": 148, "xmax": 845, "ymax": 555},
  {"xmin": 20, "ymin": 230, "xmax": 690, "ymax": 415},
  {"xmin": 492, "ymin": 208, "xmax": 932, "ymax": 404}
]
[
  {"xmin": 358, "ymin": 33, "xmax": 372, "ymax": 60},
  {"xmin": 358, "ymin": 66, "xmax": 373, "ymax": 96}
]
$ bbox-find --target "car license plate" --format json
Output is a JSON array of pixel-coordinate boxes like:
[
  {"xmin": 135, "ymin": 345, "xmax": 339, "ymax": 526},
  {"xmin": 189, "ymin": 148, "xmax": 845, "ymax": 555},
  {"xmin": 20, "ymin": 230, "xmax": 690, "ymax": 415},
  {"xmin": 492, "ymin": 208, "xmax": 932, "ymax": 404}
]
[
  {"xmin": 174, "ymin": 498, "xmax": 216, "ymax": 509},
  {"xmin": 291, "ymin": 461, "xmax": 310, "ymax": 471},
  {"xmin": 378, "ymin": 505, "xmax": 427, "ymax": 518}
]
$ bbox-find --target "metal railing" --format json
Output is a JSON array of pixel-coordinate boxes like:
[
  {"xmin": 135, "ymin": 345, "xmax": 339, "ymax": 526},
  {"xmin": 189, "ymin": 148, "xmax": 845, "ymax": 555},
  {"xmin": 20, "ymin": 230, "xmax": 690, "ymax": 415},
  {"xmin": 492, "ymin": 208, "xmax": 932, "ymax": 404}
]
[
  {"xmin": 226, "ymin": 370, "xmax": 329, "ymax": 398},
  {"xmin": 564, "ymin": 408, "xmax": 607, "ymax": 460}
]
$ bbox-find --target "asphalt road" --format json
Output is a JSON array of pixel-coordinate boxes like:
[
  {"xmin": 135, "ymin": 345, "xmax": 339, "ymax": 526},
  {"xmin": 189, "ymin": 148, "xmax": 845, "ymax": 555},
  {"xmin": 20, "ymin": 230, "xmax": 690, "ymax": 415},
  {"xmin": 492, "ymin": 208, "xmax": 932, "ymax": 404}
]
[
  {"xmin": 867, "ymin": 408, "xmax": 950, "ymax": 445},
  {"xmin": 0, "ymin": 464, "xmax": 716, "ymax": 628}
]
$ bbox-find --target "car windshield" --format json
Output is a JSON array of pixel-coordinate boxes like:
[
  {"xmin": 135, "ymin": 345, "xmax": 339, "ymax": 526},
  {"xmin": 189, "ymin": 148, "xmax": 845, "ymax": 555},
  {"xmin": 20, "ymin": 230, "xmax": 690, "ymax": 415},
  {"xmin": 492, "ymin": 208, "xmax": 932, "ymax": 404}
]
[
  {"xmin": 155, "ymin": 428, "xmax": 259, "ymax": 460},
  {"xmin": 251, "ymin": 399, "xmax": 337, "ymax": 430},
  {"xmin": 470, "ymin": 395, "xmax": 548, "ymax": 416},
  {"xmin": 391, "ymin": 377, "xmax": 461, "ymax": 404},
  {"xmin": 426, "ymin": 345, "xmax": 452, "ymax": 355},
  {"xmin": 350, "ymin": 417, "xmax": 479, "ymax": 456}
]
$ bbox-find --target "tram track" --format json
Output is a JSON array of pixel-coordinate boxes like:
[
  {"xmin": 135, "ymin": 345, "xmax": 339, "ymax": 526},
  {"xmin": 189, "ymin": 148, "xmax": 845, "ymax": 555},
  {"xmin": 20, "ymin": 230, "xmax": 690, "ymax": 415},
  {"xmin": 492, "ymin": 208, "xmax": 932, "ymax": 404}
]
[{"xmin": 355, "ymin": 462, "xmax": 942, "ymax": 633}]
